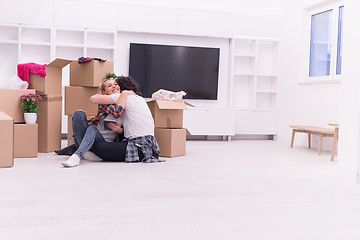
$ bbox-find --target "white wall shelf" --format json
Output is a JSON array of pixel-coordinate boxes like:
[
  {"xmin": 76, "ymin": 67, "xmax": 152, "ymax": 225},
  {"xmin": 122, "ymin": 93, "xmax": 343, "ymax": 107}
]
[{"xmin": 230, "ymin": 37, "xmax": 279, "ymax": 135}]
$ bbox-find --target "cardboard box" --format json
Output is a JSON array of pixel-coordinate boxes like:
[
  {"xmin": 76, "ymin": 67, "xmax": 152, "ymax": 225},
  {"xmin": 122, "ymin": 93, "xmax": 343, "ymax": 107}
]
[
  {"xmin": 154, "ymin": 128, "xmax": 186, "ymax": 157},
  {"xmin": 0, "ymin": 111, "xmax": 14, "ymax": 167},
  {"xmin": 29, "ymin": 58, "xmax": 72, "ymax": 95},
  {"xmin": 0, "ymin": 88, "xmax": 36, "ymax": 123},
  {"xmin": 14, "ymin": 123, "xmax": 38, "ymax": 158},
  {"xmin": 147, "ymin": 100, "xmax": 188, "ymax": 128},
  {"xmin": 37, "ymin": 94, "xmax": 62, "ymax": 153},
  {"xmin": 67, "ymin": 114, "xmax": 94, "ymax": 145},
  {"xmin": 65, "ymin": 86, "xmax": 101, "ymax": 116},
  {"xmin": 70, "ymin": 60, "xmax": 113, "ymax": 87}
]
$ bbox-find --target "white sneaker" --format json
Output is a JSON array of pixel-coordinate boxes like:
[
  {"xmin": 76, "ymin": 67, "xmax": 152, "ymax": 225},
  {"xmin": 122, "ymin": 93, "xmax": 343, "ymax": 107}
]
[{"xmin": 62, "ymin": 154, "xmax": 80, "ymax": 167}]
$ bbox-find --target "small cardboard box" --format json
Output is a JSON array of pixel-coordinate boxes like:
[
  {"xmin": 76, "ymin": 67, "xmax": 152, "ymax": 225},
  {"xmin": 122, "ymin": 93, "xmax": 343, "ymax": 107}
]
[
  {"xmin": 0, "ymin": 111, "xmax": 14, "ymax": 167},
  {"xmin": 70, "ymin": 61, "xmax": 113, "ymax": 87},
  {"xmin": 29, "ymin": 58, "xmax": 72, "ymax": 95},
  {"xmin": 14, "ymin": 123, "xmax": 38, "ymax": 158},
  {"xmin": 0, "ymin": 88, "xmax": 36, "ymax": 123},
  {"xmin": 65, "ymin": 86, "xmax": 101, "ymax": 116},
  {"xmin": 147, "ymin": 100, "xmax": 188, "ymax": 128},
  {"xmin": 38, "ymin": 94, "xmax": 62, "ymax": 153},
  {"xmin": 154, "ymin": 128, "xmax": 187, "ymax": 157}
]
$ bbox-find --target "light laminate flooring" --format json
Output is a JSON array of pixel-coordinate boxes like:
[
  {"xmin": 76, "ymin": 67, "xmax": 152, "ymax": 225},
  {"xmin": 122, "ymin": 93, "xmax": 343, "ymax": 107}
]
[{"xmin": 1, "ymin": 140, "xmax": 360, "ymax": 240}]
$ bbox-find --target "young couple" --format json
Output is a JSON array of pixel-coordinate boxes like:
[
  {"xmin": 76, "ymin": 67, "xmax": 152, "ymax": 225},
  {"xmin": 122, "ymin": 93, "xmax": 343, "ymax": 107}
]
[{"xmin": 59, "ymin": 76, "xmax": 161, "ymax": 167}]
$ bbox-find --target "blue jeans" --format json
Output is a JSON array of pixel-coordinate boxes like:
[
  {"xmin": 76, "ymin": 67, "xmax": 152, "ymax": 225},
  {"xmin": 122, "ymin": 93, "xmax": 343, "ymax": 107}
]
[{"xmin": 72, "ymin": 111, "xmax": 106, "ymax": 158}]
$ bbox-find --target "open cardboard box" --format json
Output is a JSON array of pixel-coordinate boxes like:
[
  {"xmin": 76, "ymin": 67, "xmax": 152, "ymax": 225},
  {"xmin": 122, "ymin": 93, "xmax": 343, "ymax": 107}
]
[
  {"xmin": 0, "ymin": 111, "xmax": 13, "ymax": 168},
  {"xmin": 29, "ymin": 58, "xmax": 72, "ymax": 95},
  {"xmin": 147, "ymin": 100, "xmax": 194, "ymax": 128}
]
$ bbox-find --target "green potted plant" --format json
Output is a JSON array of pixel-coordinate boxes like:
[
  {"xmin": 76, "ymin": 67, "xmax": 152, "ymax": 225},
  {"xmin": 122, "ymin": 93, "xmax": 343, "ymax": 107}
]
[
  {"xmin": 106, "ymin": 73, "xmax": 117, "ymax": 79},
  {"xmin": 20, "ymin": 93, "xmax": 43, "ymax": 124}
]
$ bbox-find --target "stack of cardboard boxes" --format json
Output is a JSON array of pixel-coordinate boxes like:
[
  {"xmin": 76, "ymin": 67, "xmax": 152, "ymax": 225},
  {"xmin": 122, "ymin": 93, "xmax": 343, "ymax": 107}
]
[
  {"xmin": 0, "ymin": 88, "xmax": 37, "ymax": 166},
  {"xmin": 147, "ymin": 100, "xmax": 190, "ymax": 157},
  {"xmin": 29, "ymin": 58, "xmax": 72, "ymax": 153},
  {"xmin": 0, "ymin": 111, "xmax": 14, "ymax": 167},
  {"xmin": 65, "ymin": 60, "xmax": 113, "ymax": 145}
]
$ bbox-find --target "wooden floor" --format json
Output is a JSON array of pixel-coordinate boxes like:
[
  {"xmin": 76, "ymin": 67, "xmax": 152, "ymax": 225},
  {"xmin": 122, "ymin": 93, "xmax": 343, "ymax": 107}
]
[{"xmin": 1, "ymin": 139, "xmax": 360, "ymax": 240}]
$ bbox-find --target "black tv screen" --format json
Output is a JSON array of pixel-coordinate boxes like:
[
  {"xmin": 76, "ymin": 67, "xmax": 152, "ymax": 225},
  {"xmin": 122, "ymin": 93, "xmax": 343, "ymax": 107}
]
[{"xmin": 129, "ymin": 43, "xmax": 220, "ymax": 100}]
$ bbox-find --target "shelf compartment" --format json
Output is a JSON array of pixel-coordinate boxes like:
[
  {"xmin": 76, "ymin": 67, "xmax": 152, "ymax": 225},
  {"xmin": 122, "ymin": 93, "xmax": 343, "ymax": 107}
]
[
  {"xmin": 87, "ymin": 31, "xmax": 115, "ymax": 48},
  {"xmin": 255, "ymin": 92, "xmax": 277, "ymax": 110},
  {"xmin": 233, "ymin": 57, "xmax": 255, "ymax": 75},
  {"xmin": 234, "ymin": 39, "xmax": 256, "ymax": 56},
  {"xmin": 0, "ymin": 25, "xmax": 18, "ymax": 41},
  {"xmin": 86, "ymin": 48, "xmax": 114, "ymax": 61},
  {"xmin": 21, "ymin": 27, "xmax": 51, "ymax": 44},
  {"xmin": 20, "ymin": 45, "xmax": 50, "ymax": 64},
  {"xmin": 56, "ymin": 46, "xmax": 84, "ymax": 60},
  {"xmin": 256, "ymin": 76, "xmax": 278, "ymax": 92},
  {"xmin": 232, "ymin": 75, "xmax": 255, "ymax": 109},
  {"xmin": 257, "ymin": 41, "xmax": 278, "ymax": 76},
  {"xmin": 56, "ymin": 29, "xmax": 84, "ymax": 46},
  {"xmin": 0, "ymin": 43, "xmax": 18, "ymax": 77}
]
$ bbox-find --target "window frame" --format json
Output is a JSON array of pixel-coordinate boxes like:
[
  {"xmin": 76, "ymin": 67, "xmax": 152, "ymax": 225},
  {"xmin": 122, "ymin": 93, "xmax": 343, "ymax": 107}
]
[{"xmin": 303, "ymin": 1, "xmax": 344, "ymax": 84}]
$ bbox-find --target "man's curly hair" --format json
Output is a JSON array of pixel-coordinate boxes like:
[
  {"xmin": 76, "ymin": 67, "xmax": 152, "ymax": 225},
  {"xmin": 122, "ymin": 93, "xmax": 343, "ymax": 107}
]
[{"xmin": 115, "ymin": 76, "xmax": 142, "ymax": 96}]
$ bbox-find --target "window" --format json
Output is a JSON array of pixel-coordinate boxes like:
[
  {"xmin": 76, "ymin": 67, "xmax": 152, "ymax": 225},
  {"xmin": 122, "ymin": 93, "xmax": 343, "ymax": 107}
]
[
  {"xmin": 336, "ymin": 6, "xmax": 344, "ymax": 75},
  {"xmin": 307, "ymin": 3, "xmax": 344, "ymax": 81},
  {"xmin": 309, "ymin": 10, "xmax": 333, "ymax": 77}
]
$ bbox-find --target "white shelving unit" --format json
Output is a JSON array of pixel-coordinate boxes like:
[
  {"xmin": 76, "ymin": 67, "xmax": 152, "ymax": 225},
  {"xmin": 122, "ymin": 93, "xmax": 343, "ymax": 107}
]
[
  {"xmin": 54, "ymin": 28, "xmax": 116, "ymax": 61},
  {"xmin": 0, "ymin": 24, "xmax": 52, "ymax": 77},
  {"xmin": 0, "ymin": 23, "xmax": 116, "ymax": 82},
  {"xmin": 0, "ymin": 23, "xmax": 117, "ymax": 135},
  {"xmin": 229, "ymin": 37, "xmax": 279, "ymax": 135},
  {"xmin": 0, "ymin": 24, "xmax": 19, "ymax": 78}
]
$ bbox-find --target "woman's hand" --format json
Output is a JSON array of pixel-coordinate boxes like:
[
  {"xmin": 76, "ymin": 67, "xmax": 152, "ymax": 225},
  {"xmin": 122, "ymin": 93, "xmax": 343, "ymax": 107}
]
[{"xmin": 107, "ymin": 122, "xmax": 124, "ymax": 134}]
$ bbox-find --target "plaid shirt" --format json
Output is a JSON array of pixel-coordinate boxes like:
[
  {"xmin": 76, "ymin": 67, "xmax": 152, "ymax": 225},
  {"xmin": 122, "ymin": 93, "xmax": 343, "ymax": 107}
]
[
  {"xmin": 124, "ymin": 135, "xmax": 163, "ymax": 163},
  {"xmin": 89, "ymin": 104, "xmax": 124, "ymax": 126}
]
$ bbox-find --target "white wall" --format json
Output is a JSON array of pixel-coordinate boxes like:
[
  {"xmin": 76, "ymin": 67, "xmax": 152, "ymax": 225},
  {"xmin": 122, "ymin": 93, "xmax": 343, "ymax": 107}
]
[
  {"xmin": 276, "ymin": 1, "xmax": 342, "ymax": 151},
  {"xmin": 337, "ymin": 0, "xmax": 360, "ymax": 181}
]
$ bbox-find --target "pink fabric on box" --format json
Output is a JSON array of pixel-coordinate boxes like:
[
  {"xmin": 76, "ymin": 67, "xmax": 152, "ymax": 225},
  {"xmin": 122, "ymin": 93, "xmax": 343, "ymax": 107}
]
[{"xmin": 17, "ymin": 63, "xmax": 47, "ymax": 89}]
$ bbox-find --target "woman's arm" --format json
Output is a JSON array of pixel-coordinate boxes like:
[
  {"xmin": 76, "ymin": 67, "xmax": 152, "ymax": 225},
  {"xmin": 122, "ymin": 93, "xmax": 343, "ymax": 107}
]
[
  {"xmin": 89, "ymin": 94, "xmax": 115, "ymax": 104},
  {"xmin": 89, "ymin": 91, "xmax": 135, "ymax": 106}
]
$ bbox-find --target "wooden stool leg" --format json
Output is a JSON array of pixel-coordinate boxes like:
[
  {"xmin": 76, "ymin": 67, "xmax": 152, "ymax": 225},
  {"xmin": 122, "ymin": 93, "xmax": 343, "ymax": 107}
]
[
  {"xmin": 331, "ymin": 127, "xmax": 339, "ymax": 161},
  {"xmin": 291, "ymin": 129, "xmax": 296, "ymax": 148},
  {"xmin": 318, "ymin": 134, "xmax": 323, "ymax": 155},
  {"xmin": 308, "ymin": 133, "xmax": 311, "ymax": 148}
]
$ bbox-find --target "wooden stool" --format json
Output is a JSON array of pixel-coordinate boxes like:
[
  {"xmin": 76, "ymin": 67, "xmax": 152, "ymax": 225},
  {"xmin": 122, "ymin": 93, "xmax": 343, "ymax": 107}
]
[
  {"xmin": 328, "ymin": 123, "xmax": 339, "ymax": 161},
  {"xmin": 290, "ymin": 125, "xmax": 338, "ymax": 160}
]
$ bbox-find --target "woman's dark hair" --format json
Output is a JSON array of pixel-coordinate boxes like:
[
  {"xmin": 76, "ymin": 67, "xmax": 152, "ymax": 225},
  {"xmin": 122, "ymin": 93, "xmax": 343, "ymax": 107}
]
[{"xmin": 115, "ymin": 76, "xmax": 142, "ymax": 96}]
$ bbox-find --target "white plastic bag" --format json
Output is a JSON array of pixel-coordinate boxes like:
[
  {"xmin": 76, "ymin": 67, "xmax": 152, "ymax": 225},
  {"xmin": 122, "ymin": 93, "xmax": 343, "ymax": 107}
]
[
  {"xmin": 151, "ymin": 89, "xmax": 186, "ymax": 101},
  {"xmin": 0, "ymin": 75, "xmax": 28, "ymax": 89}
]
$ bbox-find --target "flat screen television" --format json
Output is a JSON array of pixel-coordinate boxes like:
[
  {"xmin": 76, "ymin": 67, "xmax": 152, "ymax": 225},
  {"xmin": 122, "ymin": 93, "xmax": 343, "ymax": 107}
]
[{"xmin": 129, "ymin": 43, "xmax": 220, "ymax": 100}]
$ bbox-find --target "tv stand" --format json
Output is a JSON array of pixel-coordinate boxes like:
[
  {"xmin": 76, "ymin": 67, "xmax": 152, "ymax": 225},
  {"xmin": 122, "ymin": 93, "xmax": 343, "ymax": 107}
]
[{"xmin": 183, "ymin": 107, "xmax": 236, "ymax": 138}]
